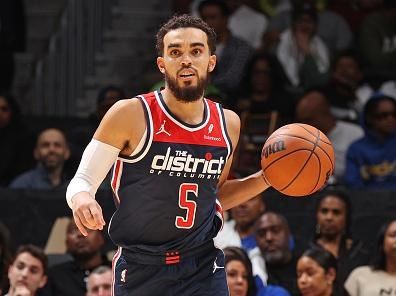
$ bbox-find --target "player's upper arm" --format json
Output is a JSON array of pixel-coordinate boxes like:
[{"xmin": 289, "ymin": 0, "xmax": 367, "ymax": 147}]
[
  {"xmin": 217, "ymin": 109, "xmax": 241, "ymax": 187},
  {"xmin": 93, "ymin": 98, "xmax": 146, "ymax": 154}
]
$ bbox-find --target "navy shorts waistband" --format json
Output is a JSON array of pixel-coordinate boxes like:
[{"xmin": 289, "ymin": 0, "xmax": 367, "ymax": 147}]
[{"xmin": 121, "ymin": 240, "xmax": 215, "ymax": 265}]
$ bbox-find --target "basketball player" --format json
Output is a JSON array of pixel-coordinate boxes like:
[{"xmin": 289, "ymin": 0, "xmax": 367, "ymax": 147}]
[{"xmin": 66, "ymin": 14, "xmax": 270, "ymax": 295}]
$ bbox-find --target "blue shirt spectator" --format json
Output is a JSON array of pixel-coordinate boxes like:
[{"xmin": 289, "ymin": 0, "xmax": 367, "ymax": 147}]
[{"xmin": 345, "ymin": 93, "xmax": 396, "ymax": 188}]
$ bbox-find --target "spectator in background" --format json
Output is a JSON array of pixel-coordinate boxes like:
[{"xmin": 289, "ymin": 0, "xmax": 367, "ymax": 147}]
[
  {"xmin": 344, "ymin": 219, "xmax": 396, "ymax": 296},
  {"xmin": 198, "ymin": 0, "xmax": 254, "ymax": 102},
  {"xmin": 5, "ymin": 245, "xmax": 47, "ymax": 296},
  {"xmin": 0, "ymin": 93, "xmax": 34, "ymax": 186},
  {"xmin": 86, "ymin": 266, "xmax": 112, "ymax": 296},
  {"xmin": 345, "ymin": 94, "xmax": 396, "ymax": 188},
  {"xmin": 295, "ymin": 89, "xmax": 364, "ymax": 183},
  {"xmin": 265, "ymin": 0, "xmax": 352, "ymax": 57},
  {"xmin": 68, "ymin": 85, "xmax": 125, "ymax": 164},
  {"xmin": 235, "ymin": 53, "xmax": 294, "ymax": 122},
  {"xmin": 313, "ymin": 190, "xmax": 370, "ymax": 295},
  {"xmin": 44, "ymin": 219, "xmax": 110, "ymax": 296},
  {"xmin": 9, "ymin": 128, "xmax": 71, "ymax": 189},
  {"xmin": 0, "ymin": 223, "xmax": 12, "ymax": 295},
  {"xmin": 275, "ymin": 2, "xmax": 330, "ymax": 97},
  {"xmin": 324, "ymin": 50, "xmax": 396, "ymax": 123},
  {"xmin": 257, "ymin": 0, "xmax": 291, "ymax": 18},
  {"xmin": 296, "ymin": 247, "xmax": 337, "ymax": 296},
  {"xmin": 224, "ymin": 246, "xmax": 290, "ymax": 296},
  {"xmin": 329, "ymin": 0, "xmax": 383, "ymax": 34},
  {"xmin": 253, "ymin": 211, "xmax": 302, "ymax": 295},
  {"xmin": 225, "ymin": 0, "xmax": 268, "ymax": 49},
  {"xmin": 358, "ymin": 0, "xmax": 396, "ymax": 81},
  {"xmin": 0, "ymin": 0, "xmax": 26, "ymax": 92},
  {"xmin": 215, "ymin": 194, "xmax": 266, "ymax": 252},
  {"xmin": 68, "ymin": 85, "xmax": 125, "ymax": 183}
]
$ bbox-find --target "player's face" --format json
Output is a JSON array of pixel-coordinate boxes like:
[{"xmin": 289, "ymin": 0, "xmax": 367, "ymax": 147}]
[
  {"xmin": 86, "ymin": 271, "xmax": 112, "ymax": 296},
  {"xmin": 383, "ymin": 220, "xmax": 396, "ymax": 258},
  {"xmin": 225, "ymin": 260, "xmax": 249, "ymax": 296},
  {"xmin": 297, "ymin": 256, "xmax": 333, "ymax": 296},
  {"xmin": 8, "ymin": 252, "xmax": 47, "ymax": 294},
  {"xmin": 231, "ymin": 195, "xmax": 265, "ymax": 229},
  {"xmin": 316, "ymin": 196, "xmax": 346, "ymax": 239},
  {"xmin": 34, "ymin": 129, "xmax": 70, "ymax": 170},
  {"xmin": 157, "ymin": 27, "xmax": 216, "ymax": 103},
  {"xmin": 66, "ymin": 221, "xmax": 104, "ymax": 259},
  {"xmin": 0, "ymin": 96, "xmax": 12, "ymax": 129},
  {"xmin": 255, "ymin": 214, "xmax": 290, "ymax": 264}
]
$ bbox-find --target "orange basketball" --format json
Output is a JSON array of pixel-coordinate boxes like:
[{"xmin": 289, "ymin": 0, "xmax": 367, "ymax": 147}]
[{"xmin": 261, "ymin": 123, "xmax": 335, "ymax": 197}]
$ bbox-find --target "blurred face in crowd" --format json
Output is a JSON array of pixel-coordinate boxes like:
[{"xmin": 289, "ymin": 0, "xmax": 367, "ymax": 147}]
[
  {"xmin": 317, "ymin": 195, "xmax": 347, "ymax": 240},
  {"xmin": 97, "ymin": 90, "xmax": 122, "ymax": 120},
  {"xmin": 34, "ymin": 128, "xmax": 70, "ymax": 171},
  {"xmin": 231, "ymin": 195, "xmax": 265, "ymax": 231},
  {"xmin": 294, "ymin": 14, "xmax": 317, "ymax": 37},
  {"xmin": 383, "ymin": 220, "xmax": 396, "ymax": 260},
  {"xmin": 0, "ymin": 96, "xmax": 12, "ymax": 129},
  {"xmin": 251, "ymin": 59, "xmax": 272, "ymax": 94},
  {"xmin": 8, "ymin": 252, "xmax": 47, "ymax": 295},
  {"xmin": 66, "ymin": 220, "xmax": 104, "ymax": 261},
  {"xmin": 86, "ymin": 270, "xmax": 112, "ymax": 296},
  {"xmin": 157, "ymin": 27, "xmax": 215, "ymax": 103},
  {"xmin": 296, "ymin": 91, "xmax": 331, "ymax": 133},
  {"xmin": 333, "ymin": 56, "xmax": 363, "ymax": 86},
  {"xmin": 199, "ymin": 4, "xmax": 228, "ymax": 37},
  {"xmin": 368, "ymin": 99, "xmax": 396, "ymax": 136},
  {"xmin": 226, "ymin": 260, "xmax": 248, "ymax": 296},
  {"xmin": 297, "ymin": 256, "xmax": 335, "ymax": 296},
  {"xmin": 255, "ymin": 213, "xmax": 291, "ymax": 264}
]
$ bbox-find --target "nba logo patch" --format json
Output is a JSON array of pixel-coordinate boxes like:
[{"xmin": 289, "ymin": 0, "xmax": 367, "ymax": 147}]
[{"xmin": 121, "ymin": 269, "xmax": 127, "ymax": 283}]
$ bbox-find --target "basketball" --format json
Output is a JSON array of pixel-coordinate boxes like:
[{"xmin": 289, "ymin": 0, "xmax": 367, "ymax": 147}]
[{"xmin": 261, "ymin": 123, "xmax": 335, "ymax": 197}]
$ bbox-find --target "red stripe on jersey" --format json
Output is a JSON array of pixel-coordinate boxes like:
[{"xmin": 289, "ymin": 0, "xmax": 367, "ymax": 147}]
[
  {"xmin": 111, "ymin": 160, "xmax": 121, "ymax": 194},
  {"xmin": 144, "ymin": 93, "xmax": 228, "ymax": 147}
]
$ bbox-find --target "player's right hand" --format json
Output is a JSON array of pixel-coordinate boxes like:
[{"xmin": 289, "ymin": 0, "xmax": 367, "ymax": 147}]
[{"xmin": 71, "ymin": 192, "xmax": 106, "ymax": 236}]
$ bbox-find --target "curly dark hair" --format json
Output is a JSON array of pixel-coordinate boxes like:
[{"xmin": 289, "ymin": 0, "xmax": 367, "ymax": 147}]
[{"xmin": 155, "ymin": 14, "xmax": 216, "ymax": 56}]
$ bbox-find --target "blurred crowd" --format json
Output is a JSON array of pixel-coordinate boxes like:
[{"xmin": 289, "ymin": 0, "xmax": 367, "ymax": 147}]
[{"xmin": 1, "ymin": 0, "xmax": 396, "ymax": 295}]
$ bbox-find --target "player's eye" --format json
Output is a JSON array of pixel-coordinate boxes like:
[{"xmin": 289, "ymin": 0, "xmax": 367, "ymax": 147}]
[
  {"xmin": 170, "ymin": 49, "xmax": 180, "ymax": 56},
  {"xmin": 191, "ymin": 48, "xmax": 201, "ymax": 56}
]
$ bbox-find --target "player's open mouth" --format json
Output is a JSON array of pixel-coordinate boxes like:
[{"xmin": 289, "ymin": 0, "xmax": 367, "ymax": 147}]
[{"xmin": 179, "ymin": 73, "xmax": 195, "ymax": 78}]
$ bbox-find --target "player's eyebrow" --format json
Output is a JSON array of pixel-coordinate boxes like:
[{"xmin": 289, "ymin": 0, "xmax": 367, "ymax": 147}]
[
  {"xmin": 167, "ymin": 42, "xmax": 205, "ymax": 49},
  {"xmin": 190, "ymin": 42, "xmax": 205, "ymax": 48},
  {"xmin": 167, "ymin": 43, "xmax": 182, "ymax": 49}
]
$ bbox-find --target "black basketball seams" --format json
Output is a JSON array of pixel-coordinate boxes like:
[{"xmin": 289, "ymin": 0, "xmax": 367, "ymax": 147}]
[
  {"xmin": 279, "ymin": 129, "xmax": 321, "ymax": 192},
  {"xmin": 263, "ymin": 148, "xmax": 313, "ymax": 172},
  {"xmin": 294, "ymin": 123, "xmax": 332, "ymax": 145},
  {"xmin": 265, "ymin": 133, "xmax": 334, "ymax": 171}
]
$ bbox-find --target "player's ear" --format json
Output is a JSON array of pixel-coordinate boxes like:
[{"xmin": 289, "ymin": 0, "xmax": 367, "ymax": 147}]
[
  {"xmin": 208, "ymin": 55, "xmax": 216, "ymax": 73},
  {"xmin": 157, "ymin": 57, "xmax": 165, "ymax": 74}
]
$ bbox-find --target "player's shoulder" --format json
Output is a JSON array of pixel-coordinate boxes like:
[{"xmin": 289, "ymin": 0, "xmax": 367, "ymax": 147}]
[
  {"xmin": 222, "ymin": 108, "xmax": 241, "ymax": 133},
  {"xmin": 105, "ymin": 97, "xmax": 144, "ymax": 118}
]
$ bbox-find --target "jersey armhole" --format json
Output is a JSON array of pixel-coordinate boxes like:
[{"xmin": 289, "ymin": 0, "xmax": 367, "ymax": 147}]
[{"xmin": 118, "ymin": 95, "xmax": 153, "ymax": 163}]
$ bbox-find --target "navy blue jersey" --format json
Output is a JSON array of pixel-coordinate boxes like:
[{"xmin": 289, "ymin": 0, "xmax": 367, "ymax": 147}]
[{"xmin": 108, "ymin": 91, "xmax": 232, "ymax": 262}]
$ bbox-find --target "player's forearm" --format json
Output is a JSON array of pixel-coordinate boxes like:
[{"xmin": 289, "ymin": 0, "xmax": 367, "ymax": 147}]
[
  {"xmin": 218, "ymin": 171, "xmax": 270, "ymax": 211},
  {"xmin": 66, "ymin": 139, "xmax": 120, "ymax": 208}
]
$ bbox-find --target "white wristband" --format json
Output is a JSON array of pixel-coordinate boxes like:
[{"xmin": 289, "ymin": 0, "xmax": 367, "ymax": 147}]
[{"xmin": 66, "ymin": 139, "xmax": 121, "ymax": 209}]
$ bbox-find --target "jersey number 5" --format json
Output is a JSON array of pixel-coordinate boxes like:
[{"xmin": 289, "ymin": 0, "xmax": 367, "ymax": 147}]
[{"xmin": 175, "ymin": 183, "xmax": 198, "ymax": 229}]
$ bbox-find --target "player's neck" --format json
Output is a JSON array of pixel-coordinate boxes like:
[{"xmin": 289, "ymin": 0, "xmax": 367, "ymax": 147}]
[{"xmin": 161, "ymin": 89, "xmax": 205, "ymax": 125}]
